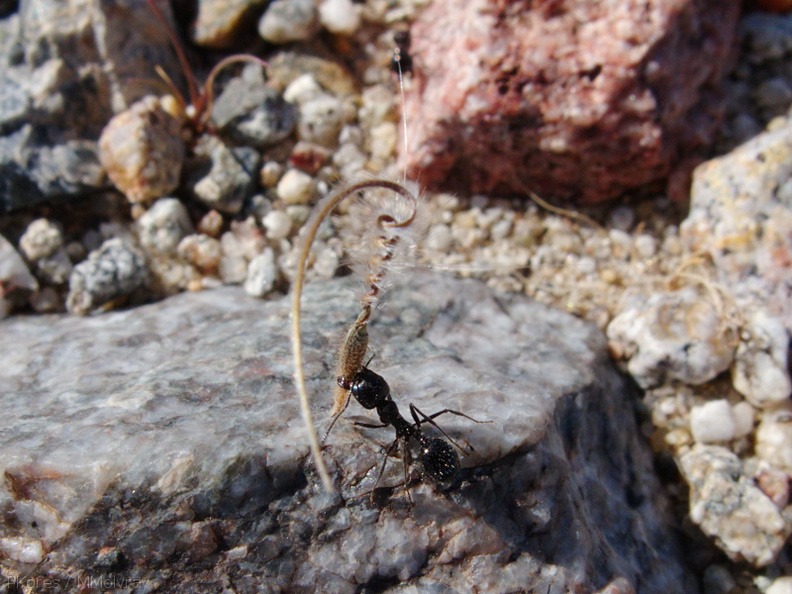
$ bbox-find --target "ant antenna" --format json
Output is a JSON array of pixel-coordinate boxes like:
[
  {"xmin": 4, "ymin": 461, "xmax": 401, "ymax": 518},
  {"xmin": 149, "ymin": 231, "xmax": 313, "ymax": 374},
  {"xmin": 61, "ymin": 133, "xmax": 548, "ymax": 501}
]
[
  {"xmin": 392, "ymin": 30, "xmax": 412, "ymax": 183},
  {"xmin": 291, "ymin": 180, "xmax": 418, "ymax": 493}
]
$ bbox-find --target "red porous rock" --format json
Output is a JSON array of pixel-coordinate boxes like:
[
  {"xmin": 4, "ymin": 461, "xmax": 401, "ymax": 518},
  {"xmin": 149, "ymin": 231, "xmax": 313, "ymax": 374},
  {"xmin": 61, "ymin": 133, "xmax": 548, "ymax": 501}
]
[{"xmin": 401, "ymin": 0, "xmax": 741, "ymax": 204}]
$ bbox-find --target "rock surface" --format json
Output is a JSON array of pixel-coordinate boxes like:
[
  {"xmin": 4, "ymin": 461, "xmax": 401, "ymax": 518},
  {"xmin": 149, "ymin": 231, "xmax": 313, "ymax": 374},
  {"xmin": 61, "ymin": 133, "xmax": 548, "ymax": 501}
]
[
  {"xmin": 0, "ymin": 274, "xmax": 694, "ymax": 592},
  {"xmin": 401, "ymin": 0, "xmax": 741, "ymax": 203}
]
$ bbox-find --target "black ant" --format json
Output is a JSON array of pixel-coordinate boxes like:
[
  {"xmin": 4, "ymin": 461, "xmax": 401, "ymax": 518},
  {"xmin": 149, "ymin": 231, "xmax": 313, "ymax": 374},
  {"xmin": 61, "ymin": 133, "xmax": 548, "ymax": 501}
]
[{"xmin": 333, "ymin": 366, "xmax": 483, "ymax": 500}]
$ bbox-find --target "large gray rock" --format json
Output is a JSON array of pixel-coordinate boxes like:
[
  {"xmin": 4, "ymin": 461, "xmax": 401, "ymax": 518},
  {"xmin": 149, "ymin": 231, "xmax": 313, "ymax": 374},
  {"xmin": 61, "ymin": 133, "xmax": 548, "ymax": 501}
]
[{"xmin": 0, "ymin": 274, "xmax": 694, "ymax": 592}]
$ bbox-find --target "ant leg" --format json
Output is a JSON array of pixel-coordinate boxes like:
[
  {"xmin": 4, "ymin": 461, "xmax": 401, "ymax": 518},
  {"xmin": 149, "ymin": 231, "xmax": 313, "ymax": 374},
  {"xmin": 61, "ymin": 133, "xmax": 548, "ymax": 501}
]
[
  {"xmin": 322, "ymin": 393, "xmax": 352, "ymax": 445},
  {"xmin": 368, "ymin": 437, "xmax": 401, "ymax": 504},
  {"xmin": 401, "ymin": 441, "xmax": 414, "ymax": 506},
  {"xmin": 354, "ymin": 421, "xmax": 389, "ymax": 429},
  {"xmin": 410, "ymin": 404, "xmax": 482, "ymax": 454},
  {"xmin": 422, "ymin": 408, "xmax": 489, "ymax": 424}
]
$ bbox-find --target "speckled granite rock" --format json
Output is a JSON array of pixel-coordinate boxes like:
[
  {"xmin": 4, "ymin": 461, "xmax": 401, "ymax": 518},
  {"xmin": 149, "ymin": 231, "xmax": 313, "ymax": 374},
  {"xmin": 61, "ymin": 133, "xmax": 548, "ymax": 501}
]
[
  {"xmin": 681, "ymin": 119, "xmax": 792, "ymax": 334},
  {"xmin": 0, "ymin": 274, "xmax": 694, "ymax": 592},
  {"xmin": 402, "ymin": 0, "xmax": 740, "ymax": 203},
  {"xmin": 680, "ymin": 445, "xmax": 792, "ymax": 567}
]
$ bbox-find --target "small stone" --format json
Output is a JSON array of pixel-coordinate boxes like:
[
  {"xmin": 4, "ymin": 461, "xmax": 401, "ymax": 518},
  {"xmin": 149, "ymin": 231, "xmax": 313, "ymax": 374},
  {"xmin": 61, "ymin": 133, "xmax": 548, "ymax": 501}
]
[
  {"xmin": 197, "ymin": 210, "xmax": 224, "ymax": 238},
  {"xmin": 262, "ymin": 210, "xmax": 292, "ymax": 240},
  {"xmin": 283, "ymin": 74, "xmax": 323, "ymax": 105},
  {"xmin": 288, "ymin": 142, "xmax": 330, "ymax": 174},
  {"xmin": 332, "ymin": 143, "xmax": 367, "ymax": 179},
  {"xmin": 211, "ymin": 68, "xmax": 297, "ymax": 148},
  {"xmin": 258, "ymin": 0, "xmax": 318, "ymax": 44},
  {"xmin": 690, "ymin": 400, "xmax": 736, "ymax": 444},
  {"xmin": 767, "ymin": 577, "xmax": 792, "ymax": 594},
  {"xmin": 178, "ymin": 235, "xmax": 222, "ymax": 273},
  {"xmin": 755, "ymin": 404, "xmax": 792, "ymax": 475},
  {"xmin": 702, "ymin": 564, "xmax": 737, "ymax": 594},
  {"xmin": 732, "ymin": 309, "xmax": 792, "ymax": 407},
  {"xmin": 190, "ymin": 0, "xmax": 254, "ymax": 49},
  {"xmin": 755, "ymin": 465, "xmax": 790, "ymax": 509},
  {"xmin": 298, "ymin": 94, "xmax": 346, "ymax": 147},
  {"xmin": 188, "ymin": 136, "xmax": 260, "ymax": 214},
  {"xmin": 0, "ymin": 537, "xmax": 45, "ymax": 564},
  {"xmin": 29, "ymin": 286, "xmax": 62, "ymax": 313},
  {"xmin": 244, "ymin": 248, "xmax": 278, "ymax": 297},
  {"xmin": 369, "ymin": 121, "xmax": 397, "ymax": 163},
  {"xmin": 187, "ymin": 521, "xmax": 219, "ymax": 562},
  {"xmin": 98, "ymin": 96, "xmax": 185, "ymax": 204},
  {"xmin": 755, "ymin": 77, "xmax": 792, "ymax": 110},
  {"xmin": 66, "ymin": 239, "xmax": 148, "ymax": 315},
  {"xmin": 608, "ymin": 206, "xmax": 635, "ymax": 232},
  {"xmin": 276, "ymin": 169, "xmax": 317, "ymax": 205},
  {"xmin": 19, "ymin": 218, "xmax": 63, "ymax": 261},
  {"xmin": 260, "ymin": 161, "xmax": 284, "ymax": 188},
  {"xmin": 633, "ymin": 234, "xmax": 657, "ymax": 259},
  {"xmin": 732, "ymin": 401, "xmax": 755, "ymax": 439},
  {"xmin": 680, "ymin": 444, "xmax": 787, "ymax": 567},
  {"xmin": 137, "ymin": 198, "xmax": 194, "ymax": 256},
  {"xmin": 425, "ymin": 224, "xmax": 453, "ymax": 253},
  {"xmin": 606, "ymin": 288, "xmax": 735, "ymax": 389},
  {"xmin": 36, "ymin": 248, "xmax": 73, "ymax": 285},
  {"xmin": 318, "ymin": 0, "xmax": 361, "ymax": 35}
]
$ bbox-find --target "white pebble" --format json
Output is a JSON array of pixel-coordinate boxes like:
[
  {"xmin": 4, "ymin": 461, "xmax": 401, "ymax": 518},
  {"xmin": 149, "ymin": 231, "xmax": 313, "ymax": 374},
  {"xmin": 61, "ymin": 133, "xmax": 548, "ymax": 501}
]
[
  {"xmin": 244, "ymin": 248, "xmax": 278, "ymax": 297},
  {"xmin": 755, "ymin": 405, "xmax": 792, "ymax": 474},
  {"xmin": 0, "ymin": 537, "xmax": 45, "ymax": 564},
  {"xmin": 690, "ymin": 399, "xmax": 736, "ymax": 443},
  {"xmin": 276, "ymin": 169, "xmax": 316, "ymax": 205},
  {"xmin": 490, "ymin": 218, "xmax": 513, "ymax": 242},
  {"xmin": 606, "ymin": 288, "xmax": 735, "ymax": 389},
  {"xmin": 425, "ymin": 224, "xmax": 453, "ymax": 253},
  {"xmin": 258, "ymin": 0, "xmax": 317, "ymax": 44},
  {"xmin": 608, "ymin": 228, "xmax": 633, "ymax": 254},
  {"xmin": 767, "ymin": 577, "xmax": 792, "ymax": 594},
  {"xmin": 732, "ymin": 401, "xmax": 755, "ymax": 439},
  {"xmin": 732, "ymin": 309, "xmax": 792, "ymax": 407},
  {"xmin": 263, "ymin": 210, "xmax": 292, "ymax": 240},
  {"xmin": 576, "ymin": 256, "xmax": 597, "ymax": 275},
  {"xmin": 19, "ymin": 219, "xmax": 63, "ymax": 261},
  {"xmin": 634, "ymin": 234, "xmax": 656, "ymax": 259},
  {"xmin": 283, "ymin": 74, "xmax": 322, "ymax": 105},
  {"xmin": 369, "ymin": 121, "xmax": 397, "ymax": 162},
  {"xmin": 318, "ymin": 0, "xmax": 361, "ymax": 35},
  {"xmin": 298, "ymin": 94, "xmax": 345, "ymax": 147},
  {"xmin": 178, "ymin": 234, "xmax": 222, "ymax": 272},
  {"xmin": 137, "ymin": 197, "xmax": 194, "ymax": 255}
]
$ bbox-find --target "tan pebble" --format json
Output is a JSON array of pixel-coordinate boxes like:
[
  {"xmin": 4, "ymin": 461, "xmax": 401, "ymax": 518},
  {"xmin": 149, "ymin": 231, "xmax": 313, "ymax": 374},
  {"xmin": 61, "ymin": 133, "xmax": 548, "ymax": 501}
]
[
  {"xmin": 756, "ymin": 466, "xmax": 790, "ymax": 509},
  {"xmin": 197, "ymin": 210, "xmax": 224, "ymax": 237},
  {"xmin": 599, "ymin": 269, "xmax": 620, "ymax": 284},
  {"xmin": 98, "ymin": 96, "xmax": 186, "ymax": 204},
  {"xmin": 260, "ymin": 161, "xmax": 284, "ymax": 188}
]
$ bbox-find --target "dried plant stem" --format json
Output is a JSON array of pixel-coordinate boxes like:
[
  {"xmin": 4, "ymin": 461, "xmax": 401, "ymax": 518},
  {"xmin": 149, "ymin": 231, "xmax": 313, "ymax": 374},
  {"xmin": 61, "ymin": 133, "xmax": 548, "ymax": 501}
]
[{"xmin": 291, "ymin": 179, "xmax": 418, "ymax": 492}]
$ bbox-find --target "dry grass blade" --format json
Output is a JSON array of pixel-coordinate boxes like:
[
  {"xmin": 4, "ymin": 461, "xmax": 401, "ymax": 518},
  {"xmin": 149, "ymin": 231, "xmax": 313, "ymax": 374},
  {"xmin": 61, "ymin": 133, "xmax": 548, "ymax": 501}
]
[{"xmin": 291, "ymin": 179, "xmax": 418, "ymax": 492}]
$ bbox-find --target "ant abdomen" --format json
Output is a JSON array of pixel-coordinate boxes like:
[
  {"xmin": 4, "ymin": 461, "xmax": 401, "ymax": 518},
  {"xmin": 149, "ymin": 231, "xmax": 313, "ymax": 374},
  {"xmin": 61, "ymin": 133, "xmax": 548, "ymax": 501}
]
[{"xmin": 420, "ymin": 438, "xmax": 460, "ymax": 485}]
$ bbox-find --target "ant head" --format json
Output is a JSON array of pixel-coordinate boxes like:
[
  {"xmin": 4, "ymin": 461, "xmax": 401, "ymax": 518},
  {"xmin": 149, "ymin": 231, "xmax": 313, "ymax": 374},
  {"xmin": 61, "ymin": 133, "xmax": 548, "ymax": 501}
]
[
  {"xmin": 420, "ymin": 438, "xmax": 460, "ymax": 485},
  {"xmin": 350, "ymin": 367, "xmax": 390, "ymax": 410}
]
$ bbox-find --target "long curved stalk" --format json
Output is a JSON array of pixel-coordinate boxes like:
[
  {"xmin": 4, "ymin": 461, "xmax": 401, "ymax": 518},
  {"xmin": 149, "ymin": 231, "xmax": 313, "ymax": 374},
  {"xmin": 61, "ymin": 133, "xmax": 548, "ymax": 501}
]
[{"xmin": 290, "ymin": 179, "xmax": 418, "ymax": 492}]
